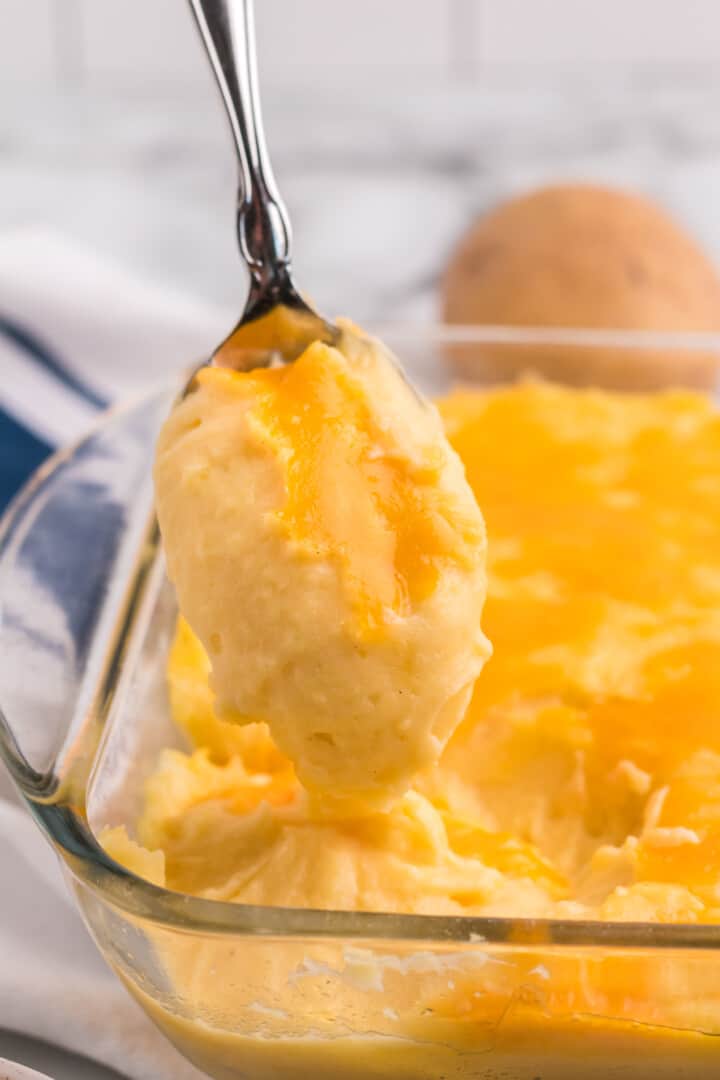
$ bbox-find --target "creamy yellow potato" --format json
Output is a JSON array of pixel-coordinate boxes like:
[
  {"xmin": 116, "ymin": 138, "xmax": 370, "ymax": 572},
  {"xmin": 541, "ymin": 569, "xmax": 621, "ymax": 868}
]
[
  {"xmin": 103, "ymin": 377, "xmax": 720, "ymax": 1078},
  {"xmin": 111, "ymin": 379, "xmax": 720, "ymax": 922},
  {"xmin": 123, "ymin": 985, "xmax": 720, "ymax": 1080},
  {"xmin": 154, "ymin": 323, "xmax": 490, "ymax": 802}
]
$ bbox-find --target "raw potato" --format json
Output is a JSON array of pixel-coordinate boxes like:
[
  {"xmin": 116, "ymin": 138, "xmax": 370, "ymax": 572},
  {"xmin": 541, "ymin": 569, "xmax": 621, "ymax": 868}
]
[{"xmin": 441, "ymin": 184, "xmax": 720, "ymax": 391}]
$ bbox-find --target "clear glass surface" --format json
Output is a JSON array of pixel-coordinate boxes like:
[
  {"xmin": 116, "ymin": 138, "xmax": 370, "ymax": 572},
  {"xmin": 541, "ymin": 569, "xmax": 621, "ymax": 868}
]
[{"xmin": 3, "ymin": 327, "xmax": 720, "ymax": 1079}]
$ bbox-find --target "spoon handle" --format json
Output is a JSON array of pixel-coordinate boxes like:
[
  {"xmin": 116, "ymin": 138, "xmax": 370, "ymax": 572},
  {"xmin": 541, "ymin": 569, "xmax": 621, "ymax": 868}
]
[{"xmin": 188, "ymin": 0, "xmax": 293, "ymax": 292}]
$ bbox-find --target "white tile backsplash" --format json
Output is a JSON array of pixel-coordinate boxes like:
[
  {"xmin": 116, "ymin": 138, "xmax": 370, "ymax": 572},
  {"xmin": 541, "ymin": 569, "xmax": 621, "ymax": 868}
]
[
  {"xmin": 0, "ymin": 0, "xmax": 55, "ymax": 81},
  {"xmin": 255, "ymin": 0, "xmax": 452, "ymax": 81},
  {"xmin": 79, "ymin": 0, "xmax": 451, "ymax": 87},
  {"xmin": 478, "ymin": 0, "xmax": 720, "ymax": 68},
  {"xmin": 3, "ymin": 0, "xmax": 720, "ymax": 88},
  {"xmin": 80, "ymin": 0, "xmax": 209, "ymax": 85}
]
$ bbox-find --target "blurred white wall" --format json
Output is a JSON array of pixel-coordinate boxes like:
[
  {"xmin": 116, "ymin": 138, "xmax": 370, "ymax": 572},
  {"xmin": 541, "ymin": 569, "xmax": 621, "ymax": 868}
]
[{"xmin": 3, "ymin": 0, "xmax": 720, "ymax": 88}]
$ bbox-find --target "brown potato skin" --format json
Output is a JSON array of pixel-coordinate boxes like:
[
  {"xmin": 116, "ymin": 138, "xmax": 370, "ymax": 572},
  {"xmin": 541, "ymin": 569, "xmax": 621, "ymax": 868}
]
[{"xmin": 441, "ymin": 184, "xmax": 720, "ymax": 391}]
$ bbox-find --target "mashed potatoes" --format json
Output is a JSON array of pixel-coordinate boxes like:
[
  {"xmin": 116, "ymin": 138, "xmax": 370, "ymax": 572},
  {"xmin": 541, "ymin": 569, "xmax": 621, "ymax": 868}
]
[
  {"xmin": 108, "ymin": 379, "xmax": 720, "ymax": 924},
  {"xmin": 153, "ymin": 323, "xmax": 490, "ymax": 802}
]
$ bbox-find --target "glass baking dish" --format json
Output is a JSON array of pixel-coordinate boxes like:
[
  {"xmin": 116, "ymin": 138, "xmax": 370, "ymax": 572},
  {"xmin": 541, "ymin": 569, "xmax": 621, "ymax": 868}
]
[{"xmin": 2, "ymin": 325, "xmax": 720, "ymax": 1080}]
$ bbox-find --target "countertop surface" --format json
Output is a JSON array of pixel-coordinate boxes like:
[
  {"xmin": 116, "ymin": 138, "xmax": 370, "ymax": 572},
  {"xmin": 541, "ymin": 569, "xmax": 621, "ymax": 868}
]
[
  {"xmin": 4, "ymin": 74, "xmax": 720, "ymax": 325},
  {"xmin": 0, "ymin": 1032, "xmax": 123, "ymax": 1080}
]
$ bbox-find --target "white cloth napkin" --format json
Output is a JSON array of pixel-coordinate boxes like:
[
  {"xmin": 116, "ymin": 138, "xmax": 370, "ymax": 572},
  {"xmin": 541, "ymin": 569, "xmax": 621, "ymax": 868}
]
[
  {"xmin": 0, "ymin": 228, "xmax": 229, "ymax": 447},
  {"xmin": 0, "ymin": 229, "xmax": 231, "ymax": 1080}
]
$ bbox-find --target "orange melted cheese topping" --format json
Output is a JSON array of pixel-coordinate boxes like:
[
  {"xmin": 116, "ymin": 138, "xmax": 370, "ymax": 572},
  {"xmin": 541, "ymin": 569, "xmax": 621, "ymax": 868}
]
[
  {"xmin": 104, "ymin": 378, "xmax": 720, "ymax": 1078},
  {"xmin": 197, "ymin": 348, "xmax": 482, "ymax": 633},
  {"xmin": 437, "ymin": 381, "xmax": 720, "ymax": 917},
  {"xmin": 111, "ymin": 379, "xmax": 720, "ymax": 922}
]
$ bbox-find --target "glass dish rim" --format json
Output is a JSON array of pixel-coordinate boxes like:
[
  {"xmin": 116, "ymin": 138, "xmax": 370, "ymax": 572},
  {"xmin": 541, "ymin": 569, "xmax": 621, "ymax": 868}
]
[{"xmin": 4, "ymin": 320, "xmax": 720, "ymax": 950}]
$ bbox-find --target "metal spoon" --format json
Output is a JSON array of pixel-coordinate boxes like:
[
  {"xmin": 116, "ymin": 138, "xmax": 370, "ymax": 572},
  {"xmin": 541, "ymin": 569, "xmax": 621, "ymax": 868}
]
[{"xmin": 188, "ymin": 0, "xmax": 338, "ymax": 370}]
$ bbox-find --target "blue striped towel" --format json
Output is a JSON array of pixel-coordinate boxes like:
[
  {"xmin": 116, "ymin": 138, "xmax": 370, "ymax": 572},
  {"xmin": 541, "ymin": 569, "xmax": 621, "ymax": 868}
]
[
  {"xmin": 0, "ymin": 230, "xmax": 227, "ymax": 512},
  {"xmin": 0, "ymin": 231, "xmax": 222, "ymax": 1080}
]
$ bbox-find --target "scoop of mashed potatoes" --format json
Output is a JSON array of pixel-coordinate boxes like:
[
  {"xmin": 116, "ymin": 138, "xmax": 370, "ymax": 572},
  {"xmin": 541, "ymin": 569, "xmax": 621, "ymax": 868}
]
[
  {"xmin": 104, "ymin": 381, "xmax": 720, "ymax": 1080},
  {"xmin": 114, "ymin": 381, "xmax": 720, "ymax": 924},
  {"xmin": 154, "ymin": 323, "xmax": 490, "ymax": 802}
]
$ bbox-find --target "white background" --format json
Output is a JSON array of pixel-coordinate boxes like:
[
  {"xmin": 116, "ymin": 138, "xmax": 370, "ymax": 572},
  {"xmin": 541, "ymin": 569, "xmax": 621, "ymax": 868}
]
[{"xmin": 3, "ymin": 1, "xmax": 720, "ymax": 88}]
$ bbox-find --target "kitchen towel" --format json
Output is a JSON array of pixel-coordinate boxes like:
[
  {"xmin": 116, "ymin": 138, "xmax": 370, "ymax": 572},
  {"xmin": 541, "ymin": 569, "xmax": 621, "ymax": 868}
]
[
  {"xmin": 0, "ymin": 227, "xmax": 228, "ymax": 511},
  {"xmin": 0, "ymin": 227, "xmax": 230, "ymax": 1080}
]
